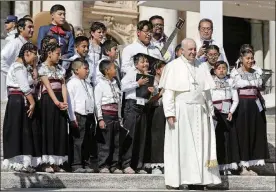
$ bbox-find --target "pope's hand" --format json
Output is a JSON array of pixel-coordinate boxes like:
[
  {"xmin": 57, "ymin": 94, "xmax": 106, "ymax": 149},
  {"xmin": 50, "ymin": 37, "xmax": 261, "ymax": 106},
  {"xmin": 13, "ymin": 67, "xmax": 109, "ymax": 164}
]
[{"xmin": 167, "ymin": 116, "xmax": 176, "ymax": 128}]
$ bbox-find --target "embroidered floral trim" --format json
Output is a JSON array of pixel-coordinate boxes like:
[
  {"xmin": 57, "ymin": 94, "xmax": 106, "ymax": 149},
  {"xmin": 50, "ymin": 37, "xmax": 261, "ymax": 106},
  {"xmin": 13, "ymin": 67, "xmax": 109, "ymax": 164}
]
[
  {"xmin": 239, "ymin": 159, "xmax": 265, "ymax": 168},
  {"xmin": 151, "ymin": 163, "xmax": 164, "ymax": 168},
  {"xmin": 205, "ymin": 160, "xmax": 218, "ymax": 168},
  {"xmin": 42, "ymin": 155, "xmax": 68, "ymax": 165},
  {"xmin": 2, "ymin": 155, "xmax": 42, "ymax": 169}
]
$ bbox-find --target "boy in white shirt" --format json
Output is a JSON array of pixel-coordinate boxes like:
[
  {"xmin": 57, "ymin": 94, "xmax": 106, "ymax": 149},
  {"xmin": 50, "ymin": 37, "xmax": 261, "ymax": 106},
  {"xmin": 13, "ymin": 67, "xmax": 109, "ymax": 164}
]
[
  {"xmin": 95, "ymin": 60, "xmax": 122, "ymax": 174},
  {"xmin": 67, "ymin": 59, "xmax": 95, "ymax": 173},
  {"xmin": 121, "ymin": 53, "xmax": 154, "ymax": 174},
  {"xmin": 95, "ymin": 40, "xmax": 121, "ymax": 87}
]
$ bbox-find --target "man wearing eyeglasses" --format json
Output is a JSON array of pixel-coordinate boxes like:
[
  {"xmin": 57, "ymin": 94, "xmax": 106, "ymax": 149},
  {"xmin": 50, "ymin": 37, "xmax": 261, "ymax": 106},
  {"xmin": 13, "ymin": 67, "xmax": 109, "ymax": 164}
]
[
  {"xmin": 196, "ymin": 18, "xmax": 229, "ymax": 70},
  {"xmin": 1, "ymin": 18, "xmax": 35, "ymax": 101},
  {"xmin": 121, "ymin": 20, "xmax": 164, "ymax": 75},
  {"xmin": 149, "ymin": 15, "xmax": 174, "ymax": 63}
]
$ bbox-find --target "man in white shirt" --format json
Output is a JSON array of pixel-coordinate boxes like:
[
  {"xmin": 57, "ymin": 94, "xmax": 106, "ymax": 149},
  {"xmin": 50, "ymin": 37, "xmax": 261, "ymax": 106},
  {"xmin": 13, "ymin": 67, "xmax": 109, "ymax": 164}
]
[
  {"xmin": 149, "ymin": 15, "xmax": 174, "ymax": 63},
  {"xmin": 4, "ymin": 15, "xmax": 18, "ymax": 41},
  {"xmin": 196, "ymin": 18, "xmax": 228, "ymax": 68},
  {"xmin": 1, "ymin": 18, "xmax": 34, "ymax": 102},
  {"xmin": 121, "ymin": 20, "xmax": 164, "ymax": 75}
]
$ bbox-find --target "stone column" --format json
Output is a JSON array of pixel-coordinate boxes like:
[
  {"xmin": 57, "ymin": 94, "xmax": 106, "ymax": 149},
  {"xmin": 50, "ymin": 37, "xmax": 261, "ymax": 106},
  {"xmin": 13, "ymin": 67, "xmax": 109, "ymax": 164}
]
[
  {"xmin": 269, "ymin": 21, "xmax": 275, "ymax": 93},
  {"xmin": 200, "ymin": 1, "xmax": 223, "ymax": 46},
  {"xmin": 15, "ymin": 1, "xmax": 30, "ymax": 19},
  {"xmin": 250, "ymin": 19, "xmax": 264, "ymax": 68},
  {"xmin": 185, "ymin": 11, "xmax": 200, "ymax": 40},
  {"xmin": 1, "ymin": 1, "xmax": 11, "ymax": 39},
  {"xmin": 263, "ymin": 21, "xmax": 270, "ymax": 70},
  {"xmin": 42, "ymin": 1, "xmax": 83, "ymax": 27},
  {"xmin": 139, "ymin": 6, "xmax": 178, "ymax": 49},
  {"xmin": 32, "ymin": 1, "xmax": 42, "ymax": 17}
]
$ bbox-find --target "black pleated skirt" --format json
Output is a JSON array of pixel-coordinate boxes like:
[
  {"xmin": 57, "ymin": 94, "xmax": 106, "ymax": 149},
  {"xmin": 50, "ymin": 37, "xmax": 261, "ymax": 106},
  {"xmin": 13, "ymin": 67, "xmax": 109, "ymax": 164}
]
[
  {"xmin": 235, "ymin": 97, "xmax": 269, "ymax": 167},
  {"xmin": 215, "ymin": 110, "xmax": 240, "ymax": 170},
  {"xmin": 40, "ymin": 92, "xmax": 68, "ymax": 165},
  {"xmin": 151, "ymin": 104, "xmax": 166, "ymax": 164},
  {"xmin": 3, "ymin": 94, "xmax": 42, "ymax": 169}
]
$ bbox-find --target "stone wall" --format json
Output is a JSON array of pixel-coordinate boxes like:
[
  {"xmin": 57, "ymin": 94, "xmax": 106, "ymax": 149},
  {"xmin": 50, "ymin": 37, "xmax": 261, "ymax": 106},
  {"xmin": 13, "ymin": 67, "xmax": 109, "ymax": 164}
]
[{"xmin": 83, "ymin": 1, "xmax": 139, "ymax": 45}]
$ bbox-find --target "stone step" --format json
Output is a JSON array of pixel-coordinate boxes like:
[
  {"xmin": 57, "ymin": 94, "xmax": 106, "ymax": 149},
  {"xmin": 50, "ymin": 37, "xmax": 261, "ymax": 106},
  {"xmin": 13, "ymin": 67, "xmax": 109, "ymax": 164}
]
[
  {"xmin": 267, "ymin": 123, "xmax": 275, "ymax": 133},
  {"xmin": 267, "ymin": 132, "xmax": 275, "ymax": 143},
  {"xmin": 0, "ymin": 189, "xmax": 273, "ymax": 192},
  {"xmin": 0, "ymin": 172, "xmax": 275, "ymax": 191},
  {"xmin": 266, "ymin": 142, "xmax": 275, "ymax": 163},
  {"xmin": 266, "ymin": 115, "xmax": 275, "ymax": 124}
]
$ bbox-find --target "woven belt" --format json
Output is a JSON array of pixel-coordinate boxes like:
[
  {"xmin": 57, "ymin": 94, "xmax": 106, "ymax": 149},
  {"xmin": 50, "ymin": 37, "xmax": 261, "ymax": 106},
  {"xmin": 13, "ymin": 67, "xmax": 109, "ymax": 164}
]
[
  {"xmin": 213, "ymin": 99, "xmax": 232, "ymax": 104},
  {"xmin": 42, "ymin": 88, "xmax": 62, "ymax": 94},
  {"xmin": 8, "ymin": 90, "xmax": 24, "ymax": 95},
  {"xmin": 102, "ymin": 103, "xmax": 118, "ymax": 116}
]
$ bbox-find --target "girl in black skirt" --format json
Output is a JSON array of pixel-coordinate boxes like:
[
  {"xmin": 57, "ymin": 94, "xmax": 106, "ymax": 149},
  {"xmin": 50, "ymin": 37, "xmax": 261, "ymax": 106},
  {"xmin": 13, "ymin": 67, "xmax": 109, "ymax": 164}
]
[
  {"xmin": 231, "ymin": 46, "xmax": 269, "ymax": 176},
  {"xmin": 38, "ymin": 42, "xmax": 68, "ymax": 173},
  {"xmin": 2, "ymin": 42, "xmax": 40, "ymax": 173},
  {"xmin": 211, "ymin": 61, "xmax": 240, "ymax": 175},
  {"xmin": 148, "ymin": 61, "xmax": 166, "ymax": 174}
]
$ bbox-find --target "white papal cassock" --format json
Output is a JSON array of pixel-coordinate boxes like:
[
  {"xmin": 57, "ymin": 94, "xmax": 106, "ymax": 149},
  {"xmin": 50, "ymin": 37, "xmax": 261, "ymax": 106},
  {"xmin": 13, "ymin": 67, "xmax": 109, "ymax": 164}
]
[{"xmin": 159, "ymin": 55, "xmax": 221, "ymax": 187}]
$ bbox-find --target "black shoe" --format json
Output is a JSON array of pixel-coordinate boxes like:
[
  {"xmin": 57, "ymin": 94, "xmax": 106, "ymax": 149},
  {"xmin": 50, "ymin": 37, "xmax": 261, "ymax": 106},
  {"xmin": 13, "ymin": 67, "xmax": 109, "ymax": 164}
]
[
  {"xmin": 166, "ymin": 185, "xmax": 180, "ymax": 190},
  {"xmin": 188, "ymin": 185, "xmax": 206, "ymax": 190}
]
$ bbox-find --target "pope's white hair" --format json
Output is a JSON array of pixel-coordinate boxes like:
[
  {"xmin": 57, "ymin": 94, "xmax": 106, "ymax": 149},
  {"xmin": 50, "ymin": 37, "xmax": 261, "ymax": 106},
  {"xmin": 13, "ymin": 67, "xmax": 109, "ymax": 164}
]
[{"xmin": 181, "ymin": 38, "xmax": 196, "ymax": 49}]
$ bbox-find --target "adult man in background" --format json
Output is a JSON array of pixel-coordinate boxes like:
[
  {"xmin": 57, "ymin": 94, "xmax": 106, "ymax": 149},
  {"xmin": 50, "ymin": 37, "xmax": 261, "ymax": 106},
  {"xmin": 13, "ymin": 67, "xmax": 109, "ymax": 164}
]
[
  {"xmin": 121, "ymin": 20, "xmax": 164, "ymax": 75},
  {"xmin": 1, "ymin": 18, "xmax": 34, "ymax": 102},
  {"xmin": 4, "ymin": 15, "xmax": 18, "ymax": 41},
  {"xmin": 149, "ymin": 15, "xmax": 174, "ymax": 63},
  {"xmin": 196, "ymin": 18, "xmax": 228, "ymax": 68}
]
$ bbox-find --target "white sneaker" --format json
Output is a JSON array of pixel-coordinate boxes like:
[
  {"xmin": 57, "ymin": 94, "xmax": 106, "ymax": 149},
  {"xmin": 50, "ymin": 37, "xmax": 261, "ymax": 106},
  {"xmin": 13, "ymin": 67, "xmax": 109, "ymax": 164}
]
[{"xmin": 152, "ymin": 167, "xmax": 163, "ymax": 174}]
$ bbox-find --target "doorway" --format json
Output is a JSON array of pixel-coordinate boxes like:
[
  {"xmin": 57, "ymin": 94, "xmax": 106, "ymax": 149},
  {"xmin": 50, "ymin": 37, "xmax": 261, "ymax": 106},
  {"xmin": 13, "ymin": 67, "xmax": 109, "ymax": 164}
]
[{"xmin": 223, "ymin": 16, "xmax": 251, "ymax": 67}]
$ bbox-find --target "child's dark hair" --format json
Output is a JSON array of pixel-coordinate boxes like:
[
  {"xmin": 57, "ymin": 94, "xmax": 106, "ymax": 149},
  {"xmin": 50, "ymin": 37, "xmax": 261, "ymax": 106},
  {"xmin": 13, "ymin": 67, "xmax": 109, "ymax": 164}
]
[
  {"xmin": 240, "ymin": 44, "xmax": 254, "ymax": 53},
  {"xmin": 102, "ymin": 40, "xmax": 117, "ymax": 56},
  {"xmin": 154, "ymin": 60, "xmax": 166, "ymax": 70},
  {"xmin": 15, "ymin": 18, "xmax": 33, "ymax": 37},
  {"xmin": 174, "ymin": 44, "xmax": 182, "ymax": 58},
  {"xmin": 237, "ymin": 46, "xmax": 255, "ymax": 68},
  {"xmin": 50, "ymin": 4, "xmax": 66, "ymax": 14},
  {"xmin": 90, "ymin": 22, "xmax": 107, "ymax": 34},
  {"xmin": 40, "ymin": 35, "xmax": 57, "ymax": 55},
  {"xmin": 40, "ymin": 42, "xmax": 61, "ymax": 63},
  {"xmin": 137, "ymin": 20, "xmax": 153, "ymax": 31},
  {"xmin": 18, "ymin": 42, "xmax": 38, "ymax": 64},
  {"xmin": 23, "ymin": 15, "xmax": 32, "ymax": 19},
  {"xmin": 133, "ymin": 53, "xmax": 148, "ymax": 66},
  {"xmin": 206, "ymin": 44, "xmax": 220, "ymax": 53},
  {"xmin": 210, "ymin": 60, "xmax": 228, "ymax": 75},
  {"xmin": 71, "ymin": 58, "xmax": 87, "ymax": 73},
  {"xmin": 99, "ymin": 59, "xmax": 113, "ymax": 76},
  {"xmin": 75, "ymin": 36, "xmax": 89, "ymax": 47}
]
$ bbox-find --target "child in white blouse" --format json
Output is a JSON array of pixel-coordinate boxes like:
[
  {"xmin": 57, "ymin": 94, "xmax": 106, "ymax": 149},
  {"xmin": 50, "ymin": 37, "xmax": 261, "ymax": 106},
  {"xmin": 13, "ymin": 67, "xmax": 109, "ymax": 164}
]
[
  {"xmin": 211, "ymin": 61, "xmax": 240, "ymax": 175},
  {"xmin": 67, "ymin": 58, "xmax": 95, "ymax": 173},
  {"xmin": 231, "ymin": 47, "xmax": 269, "ymax": 176},
  {"xmin": 38, "ymin": 42, "xmax": 68, "ymax": 173},
  {"xmin": 95, "ymin": 59, "xmax": 122, "ymax": 174}
]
